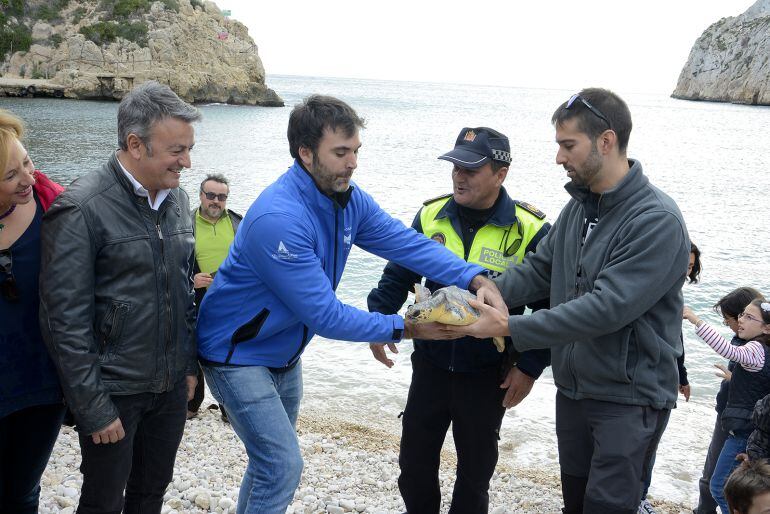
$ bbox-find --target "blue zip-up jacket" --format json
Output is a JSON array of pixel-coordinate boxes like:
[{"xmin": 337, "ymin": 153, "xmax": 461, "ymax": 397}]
[{"xmin": 196, "ymin": 161, "xmax": 484, "ymax": 367}]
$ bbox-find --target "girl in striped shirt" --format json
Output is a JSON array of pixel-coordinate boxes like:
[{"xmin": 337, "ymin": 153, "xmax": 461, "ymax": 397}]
[{"xmin": 684, "ymin": 299, "xmax": 770, "ymax": 514}]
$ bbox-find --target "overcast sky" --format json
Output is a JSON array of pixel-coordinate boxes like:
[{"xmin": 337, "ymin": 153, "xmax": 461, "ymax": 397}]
[{"xmin": 220, "ymin": 0, "xmax": 756, "ymax": 94}]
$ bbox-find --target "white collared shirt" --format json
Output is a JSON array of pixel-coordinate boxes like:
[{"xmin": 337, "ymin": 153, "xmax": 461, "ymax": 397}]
[{"xmin": 116, "ymin": 155, "xmax": 170, "ymax": 211}]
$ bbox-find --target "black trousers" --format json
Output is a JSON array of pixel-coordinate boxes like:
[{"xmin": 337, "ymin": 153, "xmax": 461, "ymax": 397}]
[
  {"xmin": 76, "ymin": 380, "xmax": 187, "ymax": 514},
  {"xmin": 188, "ymin": 364, "xmax": 205, "ymax": 413},
  {"xmin": 0, "ymin": 402, "xmax": 65, "ymax": 514},
  {"xmin": 556, "ymin": 392, "xmax": 670, "ymax": 514},
  {"xmin": 694, "ymin": 415, "xmax": 727, "ymax": 514},
  {"xmin": 399, "ymin": 351, "xmax": 506, "ymax": 514}
]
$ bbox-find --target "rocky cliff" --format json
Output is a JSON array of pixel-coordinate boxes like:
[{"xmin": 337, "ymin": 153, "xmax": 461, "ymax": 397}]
[
  {"xmin": 672, "ymin": 0, "xmax": 770, "ymax": 105},
  {"xmin": 0, "ymin": 0, "xmax": 283, "ymax": 105}
]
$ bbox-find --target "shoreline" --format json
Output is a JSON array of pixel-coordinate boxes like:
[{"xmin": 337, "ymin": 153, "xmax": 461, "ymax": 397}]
[{"xmin": 39, "ymin": 406, "xmax": 689, "ymax": 514}]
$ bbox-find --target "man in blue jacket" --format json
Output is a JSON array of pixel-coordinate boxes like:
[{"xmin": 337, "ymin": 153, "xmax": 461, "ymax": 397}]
[
  {"xmin": 196, "ymin": 95, "xmax": 503, "ymax": 514},
  {"xmin": 451, "ymin": 89, "xmax": 690, "ymax": 514}
]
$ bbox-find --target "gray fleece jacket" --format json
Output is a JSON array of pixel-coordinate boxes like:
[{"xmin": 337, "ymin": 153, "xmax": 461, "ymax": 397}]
[{"xmin": 494, "ymin": 160, "xmax": 688, "ymax": 409}]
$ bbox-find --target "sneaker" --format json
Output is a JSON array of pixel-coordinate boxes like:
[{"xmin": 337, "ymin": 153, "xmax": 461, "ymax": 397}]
[{"xmin": 638, "ymin": 499, "xmax": 657, "ymax": 514}]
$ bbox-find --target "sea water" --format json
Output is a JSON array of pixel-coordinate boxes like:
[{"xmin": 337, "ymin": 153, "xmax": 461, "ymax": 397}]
[{"xmin": 4, "ymin": 74, "xmax": 770, "ymax": 506}]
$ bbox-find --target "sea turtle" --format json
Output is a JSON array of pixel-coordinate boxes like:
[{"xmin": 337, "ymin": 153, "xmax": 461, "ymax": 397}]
[{"xmin": 405, "ymin": 284, "xmax": 506, "ymax": 352}]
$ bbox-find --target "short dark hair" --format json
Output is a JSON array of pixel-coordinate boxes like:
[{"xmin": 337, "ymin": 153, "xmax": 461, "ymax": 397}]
[
  {"xmin": 200, "ymin": 173, "xmax": 229, "ymax": 192},
  {"xmin": 490, "ymin": 160, "xmax": 508, "ymax": 173},
  {"xmin": 725, "ymin": 459, "xmax": 770, "ymax": 514},
  {"xmin": 688, "ymin": 242, "xmax": 702, "ymax": 284},
  {"xmin": 714, "ymin": 287, "xmax": 764, "ymax": 320},
  {"xmin": 287, "ymin": 95, "xmax": 365, "ymax": 159},
  {"xmin": 551, "ymin": 88, "xmax": 633, "ymax": 153}
]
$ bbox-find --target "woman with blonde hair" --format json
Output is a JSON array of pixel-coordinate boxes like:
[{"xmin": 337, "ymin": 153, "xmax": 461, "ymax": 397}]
[{"xmin": 0, "ymin": 108, "xmax": 65, "ymax": 513}]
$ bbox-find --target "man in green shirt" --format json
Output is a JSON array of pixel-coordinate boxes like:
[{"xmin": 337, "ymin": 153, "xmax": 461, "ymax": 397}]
[{"xmin": 188, "ymin": 173, "xmax": 242, "ymax": 419}]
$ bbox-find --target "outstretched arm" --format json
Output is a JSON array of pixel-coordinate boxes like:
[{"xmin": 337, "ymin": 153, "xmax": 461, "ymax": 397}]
[{"xmin": 694, "ymin": 323, "xmax": 765, "ymax": 371}]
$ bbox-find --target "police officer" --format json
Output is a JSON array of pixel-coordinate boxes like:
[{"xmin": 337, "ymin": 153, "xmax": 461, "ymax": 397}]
[{"xmin": 367, "ymin": 127, "xmax": 551, "ymax": 514}]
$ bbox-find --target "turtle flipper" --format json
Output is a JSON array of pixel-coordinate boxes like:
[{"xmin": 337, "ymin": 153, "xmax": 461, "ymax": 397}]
[
  {"xmin": 413, "ymin": 283, "xmax": 432, "ymax": 303},
  {"xmin": 492, "ymin": 336, "xmax": 505, "ymax": 353}
]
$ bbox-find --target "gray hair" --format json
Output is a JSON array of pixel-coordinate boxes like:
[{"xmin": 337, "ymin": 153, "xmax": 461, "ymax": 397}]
[
  {"xmin": 200, "ymin": 173, "xmax": 229, "ymax": 192},
  {"xmin": 117, "ymin": 81, "xmax": 201, "ymax": 153}
]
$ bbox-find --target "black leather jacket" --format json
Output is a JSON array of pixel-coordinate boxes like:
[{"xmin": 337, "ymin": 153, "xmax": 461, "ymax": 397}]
[{"xmin": 39, "ymin": 153, "xmax": 196, "ymax": 434}]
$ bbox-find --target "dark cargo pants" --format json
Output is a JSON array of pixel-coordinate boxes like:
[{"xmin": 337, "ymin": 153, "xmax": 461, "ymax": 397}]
[{"xmin": 556, "ymin": 392, "xmax": 670, "ymax": 514}]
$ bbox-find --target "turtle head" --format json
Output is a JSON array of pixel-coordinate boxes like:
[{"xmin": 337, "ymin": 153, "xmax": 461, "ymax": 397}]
[{"xmin": 405, "ymin": 304, "xmax": 432, "ymax": 322}]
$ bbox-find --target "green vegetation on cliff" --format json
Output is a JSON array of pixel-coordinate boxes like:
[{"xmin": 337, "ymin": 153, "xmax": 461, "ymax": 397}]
[
  {"xmin": 79, "ymin": 20, "xmax": 149, "ymax": 46},
  {"xmin": 1, "ymin": 0, "xmax": 72, "ymax": 57},
  {"xmin": 1, "ymin": 0, "xmax": 30, "ymax": 57},
  {"xmin": 77, "ymin": 0, "xmax": 181, "ymax": 47}
]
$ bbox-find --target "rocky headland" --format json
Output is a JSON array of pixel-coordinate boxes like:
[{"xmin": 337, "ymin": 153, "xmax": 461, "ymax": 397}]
[
  {"xmin": 0, "ymin": 0, "xmax": 283, "ymax": 105},
  {"xmin": 673, "ymin": 0, "xmax": 770, "ymax": 105}
]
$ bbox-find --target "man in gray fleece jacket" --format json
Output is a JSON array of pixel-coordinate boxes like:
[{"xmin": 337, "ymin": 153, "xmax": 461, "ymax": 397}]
[{"xmin": 449, "ymin": 88, "xmax": 690, "ymax": 514}]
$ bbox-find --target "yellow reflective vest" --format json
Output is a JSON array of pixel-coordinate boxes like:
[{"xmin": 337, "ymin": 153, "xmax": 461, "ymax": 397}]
[{"xmin": 418, "ymin": 193, "xmax": 548, "ymax": 275}]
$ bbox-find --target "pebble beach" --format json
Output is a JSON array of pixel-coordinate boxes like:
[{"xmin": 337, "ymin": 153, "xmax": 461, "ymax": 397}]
[{"xmin": 38, "ymin": 404, "xmax": 692, "ymax": 514}]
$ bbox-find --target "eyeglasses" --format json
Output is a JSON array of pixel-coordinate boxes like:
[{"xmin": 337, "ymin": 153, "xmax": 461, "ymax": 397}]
[
  {"xmin": 0, "ymin": 249, "xmax": 19, "ymax": 302},
  {"xmin": 566, "ymin": 94, "xmax": 611, "ymax": 129},
  {"xmin": 202, "ymin": 191, "xmax": 228, "ymax": 202},
  {"xmin": 722, "ymin": 316, "xmax": 736, "ymax": 326},
  {"xmin": 739, "ymin": 311, "xmax": 765, "ymax": 324}
]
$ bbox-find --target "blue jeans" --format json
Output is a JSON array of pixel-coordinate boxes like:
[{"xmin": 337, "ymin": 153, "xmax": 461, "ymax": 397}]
[
  {"xmin": 694, "ymin": 415, "xmax": 728, "ymax": 514},
  {"xmin": 710, "ymin": 433, "xmax": 747, "ymax": 514},
  {"xmin": 202, "ymin": 361, "xmax": 304, "ymax": 514}
]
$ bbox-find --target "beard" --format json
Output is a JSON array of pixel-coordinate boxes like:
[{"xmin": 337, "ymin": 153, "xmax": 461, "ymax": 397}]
[
  {"xmin": 312, "ymin": 154, "xmax": 351, "ymax": 194},
  {"xmin": 202, "ymin": 204, "xmax": 223, "ymax": 220},
  {"xmin": 570, "ymin": 141, "xmax": 603, "ymax": 187}
]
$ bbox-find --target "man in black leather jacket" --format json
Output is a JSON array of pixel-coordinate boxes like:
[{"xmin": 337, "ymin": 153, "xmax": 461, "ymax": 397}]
[{"xmin": 40, "ymin": 81, "xmax": 200, "ymax": 514}]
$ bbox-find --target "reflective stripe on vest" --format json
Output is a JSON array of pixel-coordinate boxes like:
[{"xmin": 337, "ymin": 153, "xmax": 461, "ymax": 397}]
[{"xmin": 419, "ymin": 197, "xmax": 546, "ymax": 274}]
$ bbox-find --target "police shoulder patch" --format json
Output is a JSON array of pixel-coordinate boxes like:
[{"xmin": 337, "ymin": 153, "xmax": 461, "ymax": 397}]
[
  {"xmin": 515, "ymin": 200, "xmax": 546, "ymax": 220},
  {"xmin": 423, "ymin": 193, "xmax": 453, "ymax": 206}
]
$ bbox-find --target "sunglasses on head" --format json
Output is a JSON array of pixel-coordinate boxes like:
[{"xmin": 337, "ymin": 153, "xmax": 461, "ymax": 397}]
[
  {"xmin": 566, "ymin": 93, "xmax": 611, "ymax": 130},
  {"xmin": 0, "ymin": 249, "xmax": 19, "ymax": 302},
  {"xmin": 202, "ymin": 191, "xmax": 228, "ymax": 202}
]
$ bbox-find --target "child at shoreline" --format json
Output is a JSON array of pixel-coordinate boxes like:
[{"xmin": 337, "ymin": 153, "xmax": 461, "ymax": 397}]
[
  {"xmin": 692, "ymin": 287, "xmax": 765, "ymax": 514},
  {"xmin": 685, "ymin": 299, "xmax": 770, "ymax": 513}
]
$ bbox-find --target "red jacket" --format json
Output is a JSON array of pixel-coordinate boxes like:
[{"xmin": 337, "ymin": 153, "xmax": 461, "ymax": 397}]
[{"xmin": 33, "ymin": 170, "xmax": 64, "ymax": 211}]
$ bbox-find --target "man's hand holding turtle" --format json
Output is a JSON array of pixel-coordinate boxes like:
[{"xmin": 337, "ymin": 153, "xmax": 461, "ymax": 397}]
[
  {"xmin": 444, "ymin": 298, "xmax": 510, "ymax": 339},
  {"xmin": 469, "ymin": 274, "xmax": 507, "ymax": 315},
  {"xmin": 404, "ymin": 320, "xmax": 459, "ymax": 341}
]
